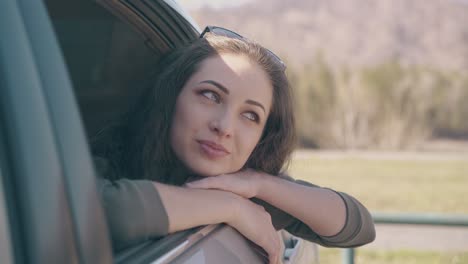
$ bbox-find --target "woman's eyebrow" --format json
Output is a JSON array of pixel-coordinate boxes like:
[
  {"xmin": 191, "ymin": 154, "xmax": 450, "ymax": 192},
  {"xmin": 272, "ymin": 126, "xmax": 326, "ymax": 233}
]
[
  {"xmin": 199, "ymin": 80, "xmax": 265, "ymax": 113},
  {"xmin": 245, "ymin": 99, "xmax": 266, "ymax": 114},
  {"xmin": 199, "ymin": 80, "xmax": 229, "ymax": 94}
]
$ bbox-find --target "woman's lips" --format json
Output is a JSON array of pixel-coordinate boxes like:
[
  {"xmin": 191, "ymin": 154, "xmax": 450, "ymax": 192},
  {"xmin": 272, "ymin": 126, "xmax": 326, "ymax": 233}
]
[{"xmin": 197, "ymin": 140, "xmax": 230, "ymax": 159}]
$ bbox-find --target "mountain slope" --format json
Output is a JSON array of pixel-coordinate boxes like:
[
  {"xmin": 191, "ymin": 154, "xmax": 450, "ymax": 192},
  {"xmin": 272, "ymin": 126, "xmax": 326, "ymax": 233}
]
[{"xmin": 191, "ymin": 0, "xmax": 468, "ymax": 70}]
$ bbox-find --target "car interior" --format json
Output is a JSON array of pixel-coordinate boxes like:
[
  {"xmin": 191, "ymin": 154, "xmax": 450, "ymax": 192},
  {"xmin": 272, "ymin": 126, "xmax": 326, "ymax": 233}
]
[{"xmin": 47, "ymin": 0, "xmax": 172, "ymax": 137}]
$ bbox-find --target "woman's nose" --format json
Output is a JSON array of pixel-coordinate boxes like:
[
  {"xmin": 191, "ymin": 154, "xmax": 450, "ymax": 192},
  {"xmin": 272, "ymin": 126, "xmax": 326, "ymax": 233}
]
[{"xmin": 209, "ymin": 111, "xmax": 233, "ymax": 138}]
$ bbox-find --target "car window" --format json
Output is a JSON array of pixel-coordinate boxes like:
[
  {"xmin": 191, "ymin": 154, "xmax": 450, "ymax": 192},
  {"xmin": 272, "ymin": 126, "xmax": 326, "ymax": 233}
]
[{"xmin": 46, "ymin": 0, "xmax": 161, "ymax": 137}]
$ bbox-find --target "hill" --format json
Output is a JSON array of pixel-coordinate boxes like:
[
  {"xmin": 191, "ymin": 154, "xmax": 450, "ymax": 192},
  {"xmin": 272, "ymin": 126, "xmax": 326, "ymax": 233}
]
[{"xmin": 190, "ymin": 0, "xmax": 468, "ymax": 71}]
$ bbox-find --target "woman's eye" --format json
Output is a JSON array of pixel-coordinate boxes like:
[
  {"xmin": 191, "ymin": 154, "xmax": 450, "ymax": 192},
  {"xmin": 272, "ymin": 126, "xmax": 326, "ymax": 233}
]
[
  {"xmin": 200, "ymin": 90, "xmax": 220, "ymax": 103},
  {"xmin": 243, "ymin": 112, "xmax": 260, "ymax": 123}
]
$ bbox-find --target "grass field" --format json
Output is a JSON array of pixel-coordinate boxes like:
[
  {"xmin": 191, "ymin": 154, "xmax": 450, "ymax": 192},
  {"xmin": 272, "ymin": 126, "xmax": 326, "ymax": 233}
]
[
  {"xmin": 288, "ymin": 150, "xmax": 468, "ymax": 263},
  {"xmin": 289, "ymin": 151, "xmax": 468, "ymax": 214}
]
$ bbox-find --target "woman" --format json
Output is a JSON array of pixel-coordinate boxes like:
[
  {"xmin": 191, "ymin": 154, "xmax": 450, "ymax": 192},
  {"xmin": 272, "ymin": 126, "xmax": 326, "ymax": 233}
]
[{"xmin": 93, "ymin": 26, "xmax": 375, "ymax": 263}]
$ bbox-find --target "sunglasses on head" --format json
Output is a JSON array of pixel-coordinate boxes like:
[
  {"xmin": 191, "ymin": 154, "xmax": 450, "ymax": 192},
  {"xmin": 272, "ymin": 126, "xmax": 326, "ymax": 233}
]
[{"xmin": 200, "ymin": 26, "xmax": 286, "ymax": 71}]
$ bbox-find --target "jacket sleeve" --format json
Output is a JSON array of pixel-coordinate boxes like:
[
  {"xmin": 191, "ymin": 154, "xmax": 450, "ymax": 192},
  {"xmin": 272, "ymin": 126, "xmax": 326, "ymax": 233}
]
[
  {"xmin": 252, "ymin": 175, "xmax": 375, "ymax": 248},
  {"xmin": 94, "ymin": 157, "xmax": 169, "ymax": 251}
]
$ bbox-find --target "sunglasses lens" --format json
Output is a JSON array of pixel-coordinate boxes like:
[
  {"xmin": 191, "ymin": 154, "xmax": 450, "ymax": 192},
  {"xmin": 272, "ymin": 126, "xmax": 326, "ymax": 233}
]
[{"xmin": 209, "ymin": 27, "xmax": 242, "ymax": 39}]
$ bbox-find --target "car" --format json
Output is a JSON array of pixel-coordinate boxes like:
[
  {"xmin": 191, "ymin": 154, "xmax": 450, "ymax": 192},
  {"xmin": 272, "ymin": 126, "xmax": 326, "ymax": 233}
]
[{"xmin": 0, "ymin": 0, "xmax": 316, "ymax": 263}]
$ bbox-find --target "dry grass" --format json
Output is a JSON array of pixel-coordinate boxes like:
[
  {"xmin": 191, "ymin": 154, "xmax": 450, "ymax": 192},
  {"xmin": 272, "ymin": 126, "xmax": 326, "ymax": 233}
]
[{"xmin": 289, "ymin": 151, "xmax": 468, "ymax": 214}]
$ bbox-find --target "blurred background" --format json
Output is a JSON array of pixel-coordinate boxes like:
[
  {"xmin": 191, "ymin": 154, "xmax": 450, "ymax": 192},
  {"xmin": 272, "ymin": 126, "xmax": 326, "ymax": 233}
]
[{"xmin": 179, "ymin": 0, "xmax": 468, "ymax": 263}]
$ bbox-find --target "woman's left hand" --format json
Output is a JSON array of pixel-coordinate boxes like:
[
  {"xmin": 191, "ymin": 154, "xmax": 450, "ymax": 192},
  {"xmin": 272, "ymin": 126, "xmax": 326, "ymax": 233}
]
[{"xmin": 186, "ymin": 169, "xmax": 264, "ymax": 199}]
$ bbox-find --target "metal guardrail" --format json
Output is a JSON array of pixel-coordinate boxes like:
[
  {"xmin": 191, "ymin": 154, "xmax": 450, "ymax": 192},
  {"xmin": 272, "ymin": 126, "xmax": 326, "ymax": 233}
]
[{"xmin": 342, "ymin": 212, "xmax": 468, "ymax": 264}]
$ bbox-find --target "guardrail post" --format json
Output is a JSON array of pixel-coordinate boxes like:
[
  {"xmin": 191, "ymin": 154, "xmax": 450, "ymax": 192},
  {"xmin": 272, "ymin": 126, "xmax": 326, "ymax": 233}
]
[
  {"xmin": 337, "ymin": 212, "xmax": 468, "ymax": 264},
  {"xmin": 342, "ymin": 248, "xmax": 354, "ymax": 264}
]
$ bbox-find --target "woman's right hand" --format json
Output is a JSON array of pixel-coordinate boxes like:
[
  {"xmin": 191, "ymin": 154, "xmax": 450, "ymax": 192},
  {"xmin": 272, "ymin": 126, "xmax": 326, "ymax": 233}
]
[
  {"xmin": 154, "ymin": 182, "xmax": 281, "ymax": 263},
  {"xmin": 226, "ymin": 196, "xmax": 281, "ymax": 264}
]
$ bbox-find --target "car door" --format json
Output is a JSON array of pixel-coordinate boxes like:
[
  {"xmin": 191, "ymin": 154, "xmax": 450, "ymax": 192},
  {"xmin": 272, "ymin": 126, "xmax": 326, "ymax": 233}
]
[{"xmin": 0, "ymin": 0, "xmax": 112, "ymax": 263}]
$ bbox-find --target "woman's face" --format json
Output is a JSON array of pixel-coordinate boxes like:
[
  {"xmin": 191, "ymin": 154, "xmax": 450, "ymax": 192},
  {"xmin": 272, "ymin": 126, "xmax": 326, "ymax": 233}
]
[{"xmin": 170, "ymin": 53, "xmax": 273, "ymax": 176}]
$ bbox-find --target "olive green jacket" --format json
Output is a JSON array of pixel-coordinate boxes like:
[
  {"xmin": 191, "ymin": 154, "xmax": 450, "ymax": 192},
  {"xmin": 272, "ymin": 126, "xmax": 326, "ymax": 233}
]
[{"xmin": 95, "ymin": 157, "xmax": 375, "ymax": 251}]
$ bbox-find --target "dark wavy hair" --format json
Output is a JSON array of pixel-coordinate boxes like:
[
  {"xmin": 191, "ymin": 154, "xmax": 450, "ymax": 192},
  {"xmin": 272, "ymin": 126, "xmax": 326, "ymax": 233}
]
[{"xmin": 93, "ymin": 33, "xmax": 296, "ymax": 185}]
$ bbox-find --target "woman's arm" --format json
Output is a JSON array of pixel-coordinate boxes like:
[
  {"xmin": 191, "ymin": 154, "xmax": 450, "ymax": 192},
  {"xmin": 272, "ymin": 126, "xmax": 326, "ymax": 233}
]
[
  {"xmin": 256, "ymin": 174, "xmax": 376, "ymax": 247},
  {"xmin": 98, "ymin": 177, "xmax": 281, "ymax": 263},
  {"xmin": 255, "ymin": 173, "xmax": 346, "ymax": 236},
  {"xmin": 98, "ymin": 178, "xmax": 168, "ymax": 251},
  {"xmin": 154, "ymin": 182, "xmax": 238, "ymax": 232},
  {"xmin": 95, "ymin": 156, "xmax": 281, "ymax": 261},
  {"xmin": 187, "ymin": 171, "xmax": 376, "ymax": 247},
  {"xmin": 155, "ymin": 182, "xmax": 281, "ymax": 263}
]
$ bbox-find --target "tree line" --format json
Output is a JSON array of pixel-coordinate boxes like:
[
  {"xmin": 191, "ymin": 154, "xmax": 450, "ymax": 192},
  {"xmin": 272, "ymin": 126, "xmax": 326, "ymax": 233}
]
[{"xmin": 288, "ymin": 57, "xmax": 468, "ymax": 149}]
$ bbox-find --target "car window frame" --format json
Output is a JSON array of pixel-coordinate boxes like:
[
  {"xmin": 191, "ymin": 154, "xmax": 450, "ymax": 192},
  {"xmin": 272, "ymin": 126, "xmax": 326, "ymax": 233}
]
[{"xmin": 0, "ymin": 0, "xmax": 81, "ymax": 262}]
